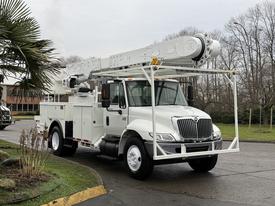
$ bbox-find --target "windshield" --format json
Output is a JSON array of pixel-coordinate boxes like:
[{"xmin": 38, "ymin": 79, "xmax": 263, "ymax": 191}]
[{"xmin": 126, "ymin": 81, "xmax": 188, "ymax": 107}]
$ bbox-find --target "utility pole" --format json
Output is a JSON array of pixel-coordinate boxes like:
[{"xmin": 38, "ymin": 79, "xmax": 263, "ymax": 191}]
[
  {"xmin": 271, "ymin": 106, "xmax": 273, "ymax": 130},
  {"xmin": 259, "ymin": 105, "xmax": 262, "ymax": 128},
  {"xmin": 249, "ymin": 108, "xmax": 252, "ymax": 128}
]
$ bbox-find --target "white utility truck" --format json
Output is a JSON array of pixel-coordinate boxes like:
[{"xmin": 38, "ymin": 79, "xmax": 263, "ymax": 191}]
[{"xmin": 37, "ymin": 33, "xmax": 240, "ymax": 179}]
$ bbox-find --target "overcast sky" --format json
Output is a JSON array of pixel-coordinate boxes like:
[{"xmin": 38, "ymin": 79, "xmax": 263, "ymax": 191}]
[{"xmin": 25, "ymin": 0, "xmax": 264, "ymax": 58}]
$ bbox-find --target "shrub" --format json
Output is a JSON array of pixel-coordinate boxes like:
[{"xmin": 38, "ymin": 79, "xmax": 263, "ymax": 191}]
[
  {"xmin": 0, "ymin": 150, "xmax": 10, "ymax": 162},
  {"xmin": 18, "ymin": 128, "xmax": 49, "ymax": 177},
  {"xmin": 0, "ymin": 178, "xmax": 16, "ymax": 190}
]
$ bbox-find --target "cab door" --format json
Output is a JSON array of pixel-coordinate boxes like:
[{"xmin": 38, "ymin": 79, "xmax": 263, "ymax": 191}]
[{"xmin": 104, "ymin": 81, "xmax": 128, "ymax": 136}]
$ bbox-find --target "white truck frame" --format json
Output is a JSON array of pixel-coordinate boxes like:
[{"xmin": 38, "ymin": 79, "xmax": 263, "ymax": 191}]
[
  {"xmin": 90, "ymin": 64, "xmax": 240, "ymax": 161},
  {"xmin": 37, "ymin": 33, "xmax": 240, "ymax": 179}
]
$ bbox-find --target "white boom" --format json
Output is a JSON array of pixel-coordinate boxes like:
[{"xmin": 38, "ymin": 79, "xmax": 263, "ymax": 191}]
[{"xmin": 66, "ymin": 33, "xmax": 220, "ymax": 78}]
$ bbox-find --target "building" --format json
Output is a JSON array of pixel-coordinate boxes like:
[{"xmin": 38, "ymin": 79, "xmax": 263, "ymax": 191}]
[
  {"xmin": 1, "ymin": 84, "xmax": 42, "ymax": 115},
  {"xmin": 0, "ymin": 66, "xmax": 87, "ymax": 115}
]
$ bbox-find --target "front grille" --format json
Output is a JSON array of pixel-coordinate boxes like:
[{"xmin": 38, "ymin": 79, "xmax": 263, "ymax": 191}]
[
  {"xmin": 177, "ymin": 118, "xmax": 212, "ymax": 140},
  {"xmin": 197, "ymin": 119, "xmax": 213, "ymax": 138},
  {"xmin": 177, "ymin": 119, "xmax": 197, "ymax": 139}
]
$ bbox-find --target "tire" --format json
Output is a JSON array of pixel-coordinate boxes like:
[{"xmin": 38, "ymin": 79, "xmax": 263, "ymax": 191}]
[
  {"xmin": 49, "ymin": 126, "xmax": 66, "ymax": 156},
  {"xmin": 49, "ymin": 126, "xmax": 78, "ymax": 156},
  {"xmin": 0, "ymin": 126, "xmax": 6, "ymax": 130},
  {"xmin": 124, "ymin": 137, "xmax": 153, "ymax": 180},
  {"xmin": 188, "ymin": 155, "xmax": 218, "ymax": 172}
]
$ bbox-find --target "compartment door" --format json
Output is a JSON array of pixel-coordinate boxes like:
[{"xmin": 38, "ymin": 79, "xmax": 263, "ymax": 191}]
[
  {"xmin": 81, "ymin": 106, "xmax": 93, "ymax": 139},
  {"xmin": 73, "ymin": 106, "xmax": 82, "ymax": 138}
]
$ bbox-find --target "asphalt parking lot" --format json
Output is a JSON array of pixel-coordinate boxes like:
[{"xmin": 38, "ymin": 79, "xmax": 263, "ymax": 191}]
[{"xmin": 1, "ymin": 120, "xmax": 275, "ymax": 206}]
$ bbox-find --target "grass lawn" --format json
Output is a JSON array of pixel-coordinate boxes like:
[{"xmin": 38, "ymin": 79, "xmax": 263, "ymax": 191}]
[
  {"xmin": 13, "ymin": 115, "xmax": 34, "ymax": 120},
  {"xmin": 0, "ymin": 139, "xmax": 100, "ymax": 206},
  {"xmin": 216, "ymin": 123, "xmax": 275, "ymax": 142}
]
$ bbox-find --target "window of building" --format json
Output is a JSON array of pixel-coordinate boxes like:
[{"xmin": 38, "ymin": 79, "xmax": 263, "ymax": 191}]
[
  {"xmin": 34, "ymin": 104, "xmax": 39, "ymax": 111},
  {"xmin": 29, "ymin": 104, "xmax": 33, "ymax": 111},
  {"xmin": 23, "ymin": 104, "xmax": 28, "ymax": 111},
  {"xmin": 18, "ymin": 104, "xmax": 22, "ymax": 111}
]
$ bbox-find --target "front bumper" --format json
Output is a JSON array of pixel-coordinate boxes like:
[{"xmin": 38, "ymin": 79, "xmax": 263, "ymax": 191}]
[{"xmin": 144, "ymin": 139, "xmax": 222, "ymax": 161}]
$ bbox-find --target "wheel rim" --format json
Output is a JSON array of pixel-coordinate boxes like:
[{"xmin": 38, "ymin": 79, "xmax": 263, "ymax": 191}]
[
  {"xmin": 127, "ymin": 145, "xmax": 142, "ymax": 172},
  {"xmin": 52, "ymin": 132, "xmax": 59, "ymax": 151}
]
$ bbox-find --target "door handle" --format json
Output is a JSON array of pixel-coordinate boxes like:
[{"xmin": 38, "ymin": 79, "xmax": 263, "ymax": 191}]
[
  {"xmin": 106, "ymin": 116, "xmax": 109, "ymax": 126},
  {"xmin": 106, "ymin": 108, "xmax": 122, "ymax": 115}
]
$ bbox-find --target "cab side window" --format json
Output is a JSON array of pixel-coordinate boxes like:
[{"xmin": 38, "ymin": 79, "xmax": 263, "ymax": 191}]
[{"xmin": 110, "ymin": 83, "xmax": 119, "ymax": 105}]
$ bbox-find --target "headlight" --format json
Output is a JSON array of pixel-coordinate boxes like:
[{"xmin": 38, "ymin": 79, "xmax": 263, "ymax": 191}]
[
  {"xmin": 212, "ymin": 124, "xmax": 222, "ymax": 140},
  {"xmin": 149, "ymin": 133, "xmax": 176, "ymax": 142}
]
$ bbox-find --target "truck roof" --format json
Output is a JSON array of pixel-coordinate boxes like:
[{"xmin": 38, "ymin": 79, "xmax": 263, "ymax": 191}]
[{"xmin": 113, "ymin": 78, "xmax": 178, "ymax": 82}]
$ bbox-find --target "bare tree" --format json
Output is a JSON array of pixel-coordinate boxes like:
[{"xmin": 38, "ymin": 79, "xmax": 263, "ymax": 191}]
[
  {"xmin": 162, "ymin": 1, "xmax": 275, "ymax": 124},
  {"xmin": 223, "ymin": 1, "xmax": 275, "ymax": 123}
]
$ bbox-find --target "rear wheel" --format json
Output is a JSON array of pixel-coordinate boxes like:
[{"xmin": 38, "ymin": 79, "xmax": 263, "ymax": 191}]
[
  {"xmin": 49, "ymin": 126, "xmax": 78, "ymax": 156},
  {"xmin": 188, "ymin": 155, "xmax": 218, "ymax": 172},
  {"xmin": 124, "ymin": 137, "xmax": 153, "ymax": 180},
  {"xmin": 0, "ymin": 126, "xmax": 6, "ymax": 130},
  {"xmin": 49, "ymin": 126, "xmax": 65, "ymax": 156}
]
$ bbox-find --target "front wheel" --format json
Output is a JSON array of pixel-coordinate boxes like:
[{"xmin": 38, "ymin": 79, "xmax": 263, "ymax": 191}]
[
  {"xmin": 188, "ymin": 155, "xmax": 218, "ymax": 172},
  {"xmin": 0, "ymin": 125, "xmax": 6, "ymax": 130},
  {"xmin": 124, "ymin": 137, "xmax": 153, "ymax": 180}
]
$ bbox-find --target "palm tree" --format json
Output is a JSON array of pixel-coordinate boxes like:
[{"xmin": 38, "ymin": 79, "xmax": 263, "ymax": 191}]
[{"xmin": 0, "ymin": 0, "xmax": 58, "ymax": 99}]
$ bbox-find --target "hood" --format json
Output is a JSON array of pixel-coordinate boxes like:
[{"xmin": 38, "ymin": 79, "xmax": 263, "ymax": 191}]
[
  {"xmin": 129, "ymin": 106, "xmax": 210, "ymax": 120},
  {"xmin": 128, "ymin": 106, "xmax": 211, "ymax": 141},
  {"xmin": 127, "ymin": 106, "xmax": 212, "ymax": 141}
]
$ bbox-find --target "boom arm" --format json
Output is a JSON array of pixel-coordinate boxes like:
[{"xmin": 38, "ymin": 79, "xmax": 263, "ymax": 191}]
[
  {"xmin": 66, "ymin": 33, "xmax": 220, "ymax": 78},
  {"xmin": 62, "ymin": 33, "xmax": 220, "ymax": 89}
]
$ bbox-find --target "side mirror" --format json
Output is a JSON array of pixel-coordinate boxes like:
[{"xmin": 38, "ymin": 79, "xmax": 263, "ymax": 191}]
[
  {"xmin": 187, "ymin": 85, "xmax": 193, "ymax": 106},
  {"xmin": 101, "ymin": 84, "xmax": 110, "ymax": 108},
  {"xmin": 69, "ymin": 77, "xmax": 77, "ymax": 88}
]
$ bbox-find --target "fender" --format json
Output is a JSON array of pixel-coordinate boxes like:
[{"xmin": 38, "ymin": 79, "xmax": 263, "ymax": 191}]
[{"xmin": 49, "ymin": 119, "xmax": 64, "ymax": 135}]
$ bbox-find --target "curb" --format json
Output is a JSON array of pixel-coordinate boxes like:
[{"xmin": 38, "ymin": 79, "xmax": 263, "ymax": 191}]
[{"xmin": 41, "ymin": 185, "xmax": 106, "ymax": 206}]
